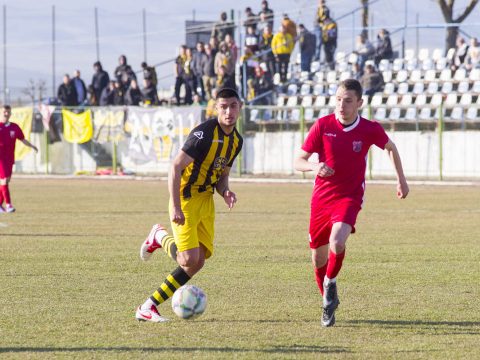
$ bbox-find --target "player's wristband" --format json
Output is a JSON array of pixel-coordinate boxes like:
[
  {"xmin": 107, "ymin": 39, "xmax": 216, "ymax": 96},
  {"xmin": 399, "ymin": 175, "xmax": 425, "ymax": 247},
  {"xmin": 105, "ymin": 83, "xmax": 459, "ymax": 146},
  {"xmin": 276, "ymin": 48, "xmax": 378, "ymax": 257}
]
[{"xmin": 222, "ymin": 189, "xmax": 229, "ymax": 197}]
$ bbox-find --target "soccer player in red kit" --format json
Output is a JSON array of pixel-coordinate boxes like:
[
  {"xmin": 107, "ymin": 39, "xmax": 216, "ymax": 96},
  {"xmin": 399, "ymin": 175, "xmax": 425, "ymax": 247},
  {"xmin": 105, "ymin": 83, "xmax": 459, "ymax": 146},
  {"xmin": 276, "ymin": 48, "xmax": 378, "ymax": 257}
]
[
  {"xmin": 0, "ymin": 105, "xmax": 38, "ymax": 213},
  {"xmin": 294, "ymin": 79, "xmax": 409, "ymax": 327}
]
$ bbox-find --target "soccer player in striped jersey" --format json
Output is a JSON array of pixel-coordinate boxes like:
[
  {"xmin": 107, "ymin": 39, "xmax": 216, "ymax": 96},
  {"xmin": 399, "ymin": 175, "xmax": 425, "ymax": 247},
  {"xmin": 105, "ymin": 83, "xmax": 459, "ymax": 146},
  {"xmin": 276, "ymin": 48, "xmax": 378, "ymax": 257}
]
[
  {"xmin": 136, "ymin": 88, "xmax": 243, "ymax": 322},
  {"xmin": 295, "ymin": 79, "xmax": 409, "ymax": 327}
]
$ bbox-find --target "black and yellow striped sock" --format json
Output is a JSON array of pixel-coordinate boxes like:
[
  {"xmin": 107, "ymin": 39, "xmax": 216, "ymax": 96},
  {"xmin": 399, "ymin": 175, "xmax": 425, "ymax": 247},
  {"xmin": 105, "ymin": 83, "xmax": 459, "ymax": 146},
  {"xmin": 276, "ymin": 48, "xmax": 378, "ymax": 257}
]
[
  {"xmin": 150, "ymin": 266, "xmax": 191, "ymax": 306},
  {"xmin": 161, "ymin": 235, "xmax": 178, "ymax": 261}
]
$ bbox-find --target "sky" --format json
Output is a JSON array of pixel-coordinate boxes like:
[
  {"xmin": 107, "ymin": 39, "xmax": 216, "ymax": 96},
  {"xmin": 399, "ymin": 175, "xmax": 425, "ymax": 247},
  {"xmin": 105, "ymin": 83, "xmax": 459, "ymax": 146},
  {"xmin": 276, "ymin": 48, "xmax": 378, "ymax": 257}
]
[{"xmin": 2, "ymin": 0, "xmax": 480, "ymax": 102}]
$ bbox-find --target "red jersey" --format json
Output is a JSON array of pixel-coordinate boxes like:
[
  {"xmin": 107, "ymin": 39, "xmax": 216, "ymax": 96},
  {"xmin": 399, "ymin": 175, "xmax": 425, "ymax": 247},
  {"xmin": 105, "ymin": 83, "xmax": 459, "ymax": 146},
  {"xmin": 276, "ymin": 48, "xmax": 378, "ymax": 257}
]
[
  {"xmin": 302, "ymin": 114, "xmax": 388, "ymax": 204},
  {"xmin": 0, "ymin": 122, "xmax": 25, "ymax": 165}
]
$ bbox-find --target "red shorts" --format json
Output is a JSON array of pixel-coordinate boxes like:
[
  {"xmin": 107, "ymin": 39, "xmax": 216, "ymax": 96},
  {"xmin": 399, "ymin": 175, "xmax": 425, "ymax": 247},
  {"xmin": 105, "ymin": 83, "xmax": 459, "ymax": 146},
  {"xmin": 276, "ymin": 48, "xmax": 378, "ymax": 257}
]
[
  {"xmin": 0, "ymin": 160, "xmax": 13, "ymax": 179},
  {"xmin": 308, "ymin": 198, "xmax": 362, "ymax": 249}
]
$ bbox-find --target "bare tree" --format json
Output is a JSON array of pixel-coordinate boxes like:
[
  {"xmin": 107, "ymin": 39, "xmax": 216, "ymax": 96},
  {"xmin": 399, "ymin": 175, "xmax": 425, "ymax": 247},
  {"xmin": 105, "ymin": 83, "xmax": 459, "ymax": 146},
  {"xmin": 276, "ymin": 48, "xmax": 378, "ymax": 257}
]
[
  {"xmin": 22, "ymin": 79, "xmax": 36, "ymax": 104},
  {"xmin": 437, "ymin": 0, "xmax": 478, "ymax": 52}
]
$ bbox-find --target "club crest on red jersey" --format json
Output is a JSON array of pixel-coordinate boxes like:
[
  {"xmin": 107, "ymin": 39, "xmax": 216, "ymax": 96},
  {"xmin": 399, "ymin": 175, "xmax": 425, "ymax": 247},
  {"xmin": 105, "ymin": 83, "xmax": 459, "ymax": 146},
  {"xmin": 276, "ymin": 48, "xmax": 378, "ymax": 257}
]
[
  {"xmin": 352, "ymin": 140, "xmax": 362, "ymax": 152},
  {"xmin": 10, "ymin": 131, "xmax": 15, "ymax": 138}
]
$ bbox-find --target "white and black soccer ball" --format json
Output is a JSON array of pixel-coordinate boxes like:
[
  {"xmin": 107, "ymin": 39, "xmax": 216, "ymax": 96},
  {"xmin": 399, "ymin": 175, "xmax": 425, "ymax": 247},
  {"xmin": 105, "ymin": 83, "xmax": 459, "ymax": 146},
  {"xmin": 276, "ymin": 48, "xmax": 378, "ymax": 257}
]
[{"xmin": 171, "ymin": 285, "xmax": 207, "ymax": 319}]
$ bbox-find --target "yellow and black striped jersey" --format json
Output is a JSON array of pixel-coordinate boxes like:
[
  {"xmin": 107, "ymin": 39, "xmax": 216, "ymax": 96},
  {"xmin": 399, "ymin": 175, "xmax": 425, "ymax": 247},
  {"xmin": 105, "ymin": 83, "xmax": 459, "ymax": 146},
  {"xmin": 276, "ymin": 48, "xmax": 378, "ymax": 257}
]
[{"xmin": 180, "ymin": 118, "xmax": 243, "ymax": 199}]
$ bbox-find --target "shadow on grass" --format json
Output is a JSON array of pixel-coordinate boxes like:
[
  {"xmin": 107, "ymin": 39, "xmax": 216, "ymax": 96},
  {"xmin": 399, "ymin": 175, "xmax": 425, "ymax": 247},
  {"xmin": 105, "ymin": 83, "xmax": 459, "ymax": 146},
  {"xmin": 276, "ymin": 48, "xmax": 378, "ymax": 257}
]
[
  {"xmin": 343, "ymin": 319, "xmax": 480, "ymax": 333},
  {"xmin": 0, "ymin": 345, "xmax": 349, "ymax": 354}
]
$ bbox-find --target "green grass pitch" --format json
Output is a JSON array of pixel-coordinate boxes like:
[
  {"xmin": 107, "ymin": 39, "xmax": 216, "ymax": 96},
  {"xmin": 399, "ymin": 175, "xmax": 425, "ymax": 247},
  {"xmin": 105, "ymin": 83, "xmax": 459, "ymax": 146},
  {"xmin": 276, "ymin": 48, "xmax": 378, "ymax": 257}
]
[{"xmin": 0, "ymin": 179, "xmax": 479, "ymax": 359}]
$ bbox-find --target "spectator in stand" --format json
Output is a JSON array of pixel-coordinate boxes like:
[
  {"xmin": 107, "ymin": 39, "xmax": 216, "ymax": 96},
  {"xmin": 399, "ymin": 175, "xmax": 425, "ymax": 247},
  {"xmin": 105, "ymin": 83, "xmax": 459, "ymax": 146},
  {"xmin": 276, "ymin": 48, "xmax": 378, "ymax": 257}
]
[
  {"xmin": 125, "ymin": 79, "xmax": 142, "ymax": 106},
  {"xmin": 216, "ymin": 65, "xmax": 236, "ymax": 90},
  {"xmin": 91, "ymin": 61, "xmax": 110, "ymax": 106},
  {"xmin": 209, "ymin": 36, "xmax": 219, "ymax": 54},
  {"xmin": 87, "ymin": 85, "xmax": 98, "ymax": 106},
  {"xmin": 282, "ymin": 14, "xmax": 297, "ymax": 43},
  {"xmin": 205, "ymin": 87, "xmax": 218, "ymax": 120},
  {"xmin": 203, "ymin": 43, "xmax": 217, "ymax": 100},
  {"xmin": 257, "ymin": 12, "xmax": 270, "ymax": 36},
  {"xmin": 142, "ymin": 78, "xmax": 159, "ymax": 106},
  {"xmin": 141, "ymin": 62, "xmax": 158, "ymax": 88},
  {"xmin": 374, "ymin": 29, "xmax": 393, "ymax": 65},
  {"xmin": 271, "ymin": 24, "xmax": 294, "ymax": 83},
  {"xmin": 355, "ymin": 33, "xmax": 375, "ymax": 74},
  {"xmin": 314, "ymin": 0, "xmax": 330, "ymax": 62},
  {"xmin": 215, "ymin": 41, "xmax": 235, "ymax": 79},
  {"xmin": 211, "ymin": 11, "xmax": 235, "ymax": 44},
  {"xmin": 360, "ymin": 64, "xmax": 384, "ymax": 96},
  {"xmin": 251, "ymin": 65, "xmax": 273, "ymax": 105},
  {"xmin": 465, "ymin": 37, "xmax": 480, "ymax": 70},
  {"xmin": 57, "ymin": 74, "xmax": 78, "ymax": 106},
  {"xmin": 298, "ymin": 24, "xmax": 317, "ymax": 72},
  {"xmin": 259, "ymin": 25, "xmax": 275, "ymax": 77},
  {"xmin": 115, "ymin": 55, "xmax": 136, "ymax": 90},
  {"xmin": 99, "ymin": 81, "xmax": 115, "ymax": 106},
  {"xmin": 112, "ymin": 81, "xmax": 125, "ymax": 105},
  {"xmin": 321, "ymin": 9, "xmax": 338, "ymax": 70},
  {"xmin": 192, "ymin": 41, "xmax": 207, "ymax": 101},
  {"xmin": 240, "ymin": 48, "xmax": 259, "ymax": 95},
  {"xmin": 72, "ymin": 70, "xmax": 87, "ymax": 105},
  {"xmin": 174, "ymin": 45, "xmax": 188, "ymax": 105},
  {"xmin": 351, "ymin": 62, "xmax": 362, "ymax": 81},
  {"xmin": 259, "ymin": 0, "xmax": 274, "ymax": 30},
  {"xmin": 450, "ymin": 36, "xmax": 469, "ymax": 71},
  {"xmin": 243, "ymin": 7, "xmax": 258, "ymax": 32},
  {"xmin": 225, "ymin": 34, "xmax": 238, "ymax": 65},
  {"xmin": 245, "ymin": 25, "xmax": 260, "ymax": 54},
  {"xmin": 183, "ymin": 48, "xmax": 195, "ymax": 105}
]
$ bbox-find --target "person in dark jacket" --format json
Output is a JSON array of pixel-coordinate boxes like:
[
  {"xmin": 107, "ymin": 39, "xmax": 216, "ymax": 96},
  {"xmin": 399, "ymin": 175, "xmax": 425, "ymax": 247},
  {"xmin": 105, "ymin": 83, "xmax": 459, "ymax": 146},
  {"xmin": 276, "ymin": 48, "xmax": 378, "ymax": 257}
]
[
  {"xmin": 202, "ymin": 43, "xmax": 217, "ymax": 100},
  {"xmin": 374, "ymin": 29, "xmax": 393, "ymax": 65},
  {"xmin": 72, "ymin": 70, "xmax": 87, "ymax": 105},
  {"xmin": 57, "ymin": 74, "xmax": 78, "ymax": 106},
  {"xmin": 125, "ymin": 79, "xmax": 142, "ymax": 106},
  {"xmin": 141, "ymin": 79, "xmax": 159, "ymax": 106},
  {"xmin": 251, "ymin": 65, "xmax": 273, "ymax": 105},
  {"xmin": 112, "ymin": 81, "xmax": 125, "ymax": 105},
  {"xmin": 191, "ymin": 42, "xmax": 207, "ymax": 101},
  {"xmin": 141, "ymin": 62, "xmax": 158, "ymax": 88},
  {"xmin": 298, "ymin": 24, "xmax": 317, "ymax": 72},
  {"xmin": 99, "ymin": 81, "xmax": 115, "ymax": 106},
  {"xmin": 91, "ymin": 61, "xmax": 110, "ymax": 106},
  {"xmin": 115, "ymin": 55, "xmax": 136, "ymax": 90}
]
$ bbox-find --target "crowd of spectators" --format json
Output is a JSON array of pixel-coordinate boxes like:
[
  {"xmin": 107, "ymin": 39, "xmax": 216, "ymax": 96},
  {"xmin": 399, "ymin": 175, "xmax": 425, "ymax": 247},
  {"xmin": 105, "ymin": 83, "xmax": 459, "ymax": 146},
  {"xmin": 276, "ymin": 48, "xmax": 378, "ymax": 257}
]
[{"xmin": 56, "ymin": 55, "xmax": 159, "ymax": 107}]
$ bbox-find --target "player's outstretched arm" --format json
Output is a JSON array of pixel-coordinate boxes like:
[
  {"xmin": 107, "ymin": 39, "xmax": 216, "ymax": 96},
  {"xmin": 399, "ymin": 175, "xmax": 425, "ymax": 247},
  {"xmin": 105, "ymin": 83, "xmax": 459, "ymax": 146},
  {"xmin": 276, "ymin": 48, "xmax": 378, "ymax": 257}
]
[
  {"xmin": 21, "ymin": 139, "xmax": 38, "ymax": 153},
  {"xmin": 294, "ymin": 150, "xmax": 334, "ymax": 177},
  {"xmin": 384, "ymin": 139, "xmax": 409, "ymax": 199},
  {"xmin": 168, "ymin": 150, "xmax": 194, "ymax": 225},
  {"xmin": 216, "ymin": 166, "xmax": 237, "ymax": 209}
]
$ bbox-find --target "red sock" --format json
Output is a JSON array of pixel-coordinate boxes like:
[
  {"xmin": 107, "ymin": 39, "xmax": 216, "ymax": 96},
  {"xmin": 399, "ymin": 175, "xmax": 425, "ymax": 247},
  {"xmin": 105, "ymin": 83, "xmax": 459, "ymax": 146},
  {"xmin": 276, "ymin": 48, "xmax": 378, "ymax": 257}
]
[
  {"xmin": 1, "ymin": 185, "xmax": 11, "ymax": 205},
  {"xmin": 314, "ymin": 263, "xmax": 328, "ymax": 295},
  {"xmin": 326, "ymin": 249, "xmax": 346, "ymax": 280}
]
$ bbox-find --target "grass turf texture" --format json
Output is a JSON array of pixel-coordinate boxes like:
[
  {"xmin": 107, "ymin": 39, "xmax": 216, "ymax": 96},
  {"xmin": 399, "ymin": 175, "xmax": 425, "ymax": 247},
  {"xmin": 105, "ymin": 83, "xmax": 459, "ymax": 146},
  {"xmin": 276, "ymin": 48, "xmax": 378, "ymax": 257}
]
[{"xmin": 0, "ymin": 179, "xmax": 479, "ymax": 359}]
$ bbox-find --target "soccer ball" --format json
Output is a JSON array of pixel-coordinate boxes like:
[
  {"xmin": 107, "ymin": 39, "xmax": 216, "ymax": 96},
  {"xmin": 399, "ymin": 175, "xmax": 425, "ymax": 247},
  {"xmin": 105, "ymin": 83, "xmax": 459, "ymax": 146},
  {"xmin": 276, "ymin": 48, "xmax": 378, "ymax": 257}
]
[{"xmin": 171, "ymin": 285, "xmax": 207, "ymax": 319}]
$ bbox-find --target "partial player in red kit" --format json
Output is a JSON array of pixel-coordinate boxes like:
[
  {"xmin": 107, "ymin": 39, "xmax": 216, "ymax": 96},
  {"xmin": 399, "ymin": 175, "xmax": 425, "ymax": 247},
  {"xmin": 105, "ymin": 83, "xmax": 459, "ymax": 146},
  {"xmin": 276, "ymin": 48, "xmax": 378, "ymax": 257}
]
[
  {"xmin": 294, "ymin": 79, "xmax": 409, "ymax": 327},
  {"xmin": 0, "ymin": 105, "xmax": 38, "ymax": 213}
]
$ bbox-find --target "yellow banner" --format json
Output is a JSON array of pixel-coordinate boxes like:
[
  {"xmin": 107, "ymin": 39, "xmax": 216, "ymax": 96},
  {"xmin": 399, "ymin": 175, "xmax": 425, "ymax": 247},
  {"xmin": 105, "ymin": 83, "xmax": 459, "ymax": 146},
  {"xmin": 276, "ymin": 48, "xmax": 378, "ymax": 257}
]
[
  {"xmin": 11, "ymin": 107, "xmax": 33, "ymax": 161},
  {"xmin": 62, "ymin": 109, "xmax": 93, "ymax": 144}
]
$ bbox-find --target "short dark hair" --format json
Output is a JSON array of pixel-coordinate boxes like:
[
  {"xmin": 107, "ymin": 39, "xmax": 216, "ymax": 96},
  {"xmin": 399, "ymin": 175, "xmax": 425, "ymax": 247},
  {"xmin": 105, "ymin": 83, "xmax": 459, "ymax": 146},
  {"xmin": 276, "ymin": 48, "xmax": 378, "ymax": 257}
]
[
  {"xmin": 3, "ymin": 105, "xmax": 11, "ymax": 111},
  {"xmin": 339, "ymin": 79, "xmax": 363, "ymax": 99},
  {"xmin": 216, "ymin": 87, "xmax": 241, "ymax": 101},
  {"xmin": 141, "ymin": 62, "xmax": 147, "ymax": 68}
]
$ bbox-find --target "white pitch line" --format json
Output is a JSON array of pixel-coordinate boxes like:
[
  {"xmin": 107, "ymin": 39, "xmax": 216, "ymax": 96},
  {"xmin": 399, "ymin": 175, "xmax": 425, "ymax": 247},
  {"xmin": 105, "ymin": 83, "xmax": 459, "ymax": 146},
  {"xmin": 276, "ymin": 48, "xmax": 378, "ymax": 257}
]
[{"xmin": 0, "ymin": 222, "xmax": 8, "ymax": 227}]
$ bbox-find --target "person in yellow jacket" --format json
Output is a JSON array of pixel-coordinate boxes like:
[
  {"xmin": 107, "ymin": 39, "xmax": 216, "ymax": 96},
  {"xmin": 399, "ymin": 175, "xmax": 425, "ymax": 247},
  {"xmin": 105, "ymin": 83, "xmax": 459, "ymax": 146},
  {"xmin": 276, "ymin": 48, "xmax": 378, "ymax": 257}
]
[{"xmin": 271, "ymin": 25, "xmax": 294, "ymax": 83}]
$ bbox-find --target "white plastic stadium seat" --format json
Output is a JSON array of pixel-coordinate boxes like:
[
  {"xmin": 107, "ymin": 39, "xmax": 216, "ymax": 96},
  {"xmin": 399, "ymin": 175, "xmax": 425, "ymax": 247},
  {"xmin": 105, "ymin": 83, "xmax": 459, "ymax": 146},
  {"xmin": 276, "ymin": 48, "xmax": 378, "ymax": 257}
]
[
  {"xmin": 439, "ymin": 69, "xmax": 452, "ymax": 81},
  {"xmin": 405, "ymin": 48, "xmax": 415, "ymax": 61},
  {"xmin": 436, "ymin": 57, "xmax": 448, "ymax": 71},
  {"xmin": 382, "ymin": 70, "xmax": 393, "ymax": 83},
  {"xmin": 397, "ymin": 82, "xmax": 409, "ymax": 95},
  {"xmin": 446, "ymin": 48, "xmax": 456, "ymax": 61},
  {"xmin": 435, "ymin": 107, "xmax": 446, "ymax": 119},
  {"xmin": 287, "ymin": 84, "xmax": 298, "ymax": 96},
  {"xmin": 421, "ymin": 58, "xmax": 434, "ymax": 71},
  {"xmin": 414, "ymin": 94, "xmax": 427, "ymax": 106},
  {"xmin": 418, "ymin": 48, "xmax": 429, "ymax": 61},
  {"xmin": 426, "ymin": 82, "xmax": 439, "ymax": 94},
  {"xmin": 430, "ymin": 94, "xmax": 443, "ymax": 107},
  {"xmin": 313, "ymin": 83, "xmax": 324, "ymax": 96},
  {"xmin": 404, "ymin": 107, "xmax": 417, "ymax": 121},
  {"xmin": 337, "ymin": 61, "xmax": 348, "ymax": 72},
  {"xmin": 273, "ymin": 73, "xmax": 281, "ymax": 85},
  {"xmin": 424, "ymin": 69, "xmax": 437, "ymax": 82},
  {"xmin": 444, "ymin": 93, "xmax": 457, "ymax": 108},
  {"xmin": 313, "ymin": 71, "xmax": 324, "ymax": 83},
  {"xmin": 300, "ymin": 84, "xmax": 311, "ymax": 96},
  {"xmin": 326, "ymin": 70, "xmax": 337, "ymax": 84},
  {"xmin": 409, "ymin": 69, "xmax": 422, "ymax": 82},
  {"xmin": 304, "ymin": 108, "xmax": 315, "ymax": 121},
  {"xmin": 412, "ymin": 82, "xmax": 424, "ymax": 95},
  {"xmin": 327, "ymin": 84, "xmax": 337, "ymax": 96},
  {"xmin": 454, "ymin": 68, "xmax": 467, "ymax": 81},
  {"xmin": 400, "ymin": 94, "xmax": 413, "ymax": 107},
  {"xmin": 406, "ymin": 58, "xmax": 418, "ymax": 71},
  {"xmin": 311, "ymin": 61, "xmax": 321, "ymax": 73},
  {"xmin": 378, "ymin": 59, "xmax": 391, "ymax": 72},
  {"xmin": 348, "ymin": 52, "xmax": 358, "ymax": 65},
  {"xmin": 450, "ymin": 106, "xmax": 463, "ymax": 121},
  {"xmin": 276, "ymin": 96, "xmax": 286, "ymax": 106},
  {"xmin": 441, "ymin": 81, "xmax": 453, "ymax": 94},
  {"xmin": 392, "ymin": 58, "xmax": 404, "ymax": 72},
  {"xmin": 361, "ymin": 107, "xmax": 370, "ymax": 119},
  {"xmin": 319, "ymin": 108, "xmax": 330, "ymax": 118},
  {"xmin": 469, "ymin": 68, "xmax": 480, "ymax": 81},
  {"xmin": 370, "ymin": 93, "xmax": 383, "ymax": 107},
  {"xmin": 466, "ymin": 107, "xmax": 478, "ymax": 121},
  {"xmin": 286, "ymin": 96, "xmax": 298, "ymax": 107},
  {"xmin": 291, "ymin": 108, "xmax": 301, "ymax": 121},
  {"xmin": 339, "ymin": 71, "xmax": 351, "ymax": 81},
  {"xmin": 301, "ymin": 95, "xmax": 313, "ymax": 107},
  {"xmin": 335, "ymin": 51, "xmax": 346, "ymax": 63},
  {"xmin": 396, "ymin": 70, "xmax": 408, "ymax": 83},
  {"xmin": 383, "ymin": 82, "xmax": 395, "ymax": 95},
  {"xmin": 389, "ymin": 107, "xmax": 401, "ymax": 121},
  {"xmin": 419, "ymin": 108, "xmax": 432, "ymax": 120},
  {"xmin": 457, "ymin": 81, "xmax": 470, "ymax": 94},
  {"xmin": 327, "ymin": 95, "xmax": 336, "ymax": 107},
  {"xmin": 314, "ymin": 95, "xmax": 326, "ymax": 107},
  {"xmin": 472, "ymin": 81, "xmax": 480, "ymax": 93},
  {"xmin": 459, "ymin": 93, "xmax": 472, "ymax": 106},
  {"xmin": 432, "ymin": 48, "xmax": 443, "ymax": 61},
  {"xmin": 374, "ymin": 107, "xmax": 387, "ymax": 121},
  {"xmin": 250, "ymin": 109, "xmax": 259, "ymax": 122},
  {"xmin": 386, "ymin": 94, "xmax": 399, "ymax": 106},
  {"xmin": 362, "ymin": 95, "xmax": 369, "ymax": 105},
  {"xmin": 300, "ymin": 71, "xmax": 309, "ymax": 82}
]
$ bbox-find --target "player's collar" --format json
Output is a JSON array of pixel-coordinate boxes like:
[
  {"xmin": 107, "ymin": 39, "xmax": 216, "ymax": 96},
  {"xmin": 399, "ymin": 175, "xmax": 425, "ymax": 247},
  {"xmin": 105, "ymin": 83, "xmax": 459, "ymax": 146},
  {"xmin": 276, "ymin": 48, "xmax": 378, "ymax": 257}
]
[{"xmin": 335, "ymin": 114, "xmax": 360, "ymax": 132}]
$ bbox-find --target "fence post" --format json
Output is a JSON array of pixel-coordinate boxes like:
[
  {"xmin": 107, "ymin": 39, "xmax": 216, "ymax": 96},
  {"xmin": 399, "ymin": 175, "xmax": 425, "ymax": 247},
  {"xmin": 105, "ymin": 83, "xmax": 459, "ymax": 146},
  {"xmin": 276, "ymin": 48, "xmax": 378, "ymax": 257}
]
[
  {"xmin": 438, "ymin": 101, "xmax": 444, "ymax": 181},
  {"xmin": 367, "ymin": 104, "xmax": 373, "ymax": 180},
  {"xmin": 44, "ymin": 129, "xmax": 49, "ymax": 175},
  {"xmin": 299, "ymin": 106, "xmax": 305, "ymax": 179}
]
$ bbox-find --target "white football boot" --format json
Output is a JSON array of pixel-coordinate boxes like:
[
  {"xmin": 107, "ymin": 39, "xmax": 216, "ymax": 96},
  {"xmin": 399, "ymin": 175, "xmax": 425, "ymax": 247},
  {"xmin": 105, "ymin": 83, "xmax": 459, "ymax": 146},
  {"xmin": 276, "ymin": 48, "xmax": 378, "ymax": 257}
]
[
  {"xmin": 140, "ymin": 224, "xmax": 167, "ymax": 261},
  {"xmin": 5, "ymin": 204, "xmax": 15, "ymax": 213},
  {"xmin": 135, "ymin": 305, "xmax": 169, "ymax": 323}
]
